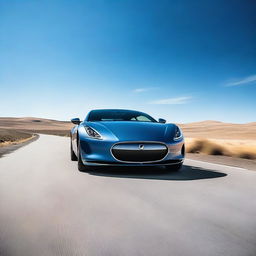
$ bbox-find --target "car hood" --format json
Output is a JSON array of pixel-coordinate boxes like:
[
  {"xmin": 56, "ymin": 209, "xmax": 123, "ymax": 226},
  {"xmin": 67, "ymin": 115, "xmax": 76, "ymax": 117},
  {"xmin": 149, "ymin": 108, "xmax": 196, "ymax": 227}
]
[{"xmin": 86, "ymin": 121, "xmax": 177, "ymax": 142}]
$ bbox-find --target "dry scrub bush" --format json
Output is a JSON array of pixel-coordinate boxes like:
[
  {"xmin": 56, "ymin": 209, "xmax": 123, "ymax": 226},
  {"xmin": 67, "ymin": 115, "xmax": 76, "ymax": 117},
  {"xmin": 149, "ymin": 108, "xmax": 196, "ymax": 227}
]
[
  {"xmin": 186, "ymin": 139, "xmax": 231, "ymax": 156},
  {"xmin": 235, "ymin": 151, "xmax": 256, "ymax": 160}
]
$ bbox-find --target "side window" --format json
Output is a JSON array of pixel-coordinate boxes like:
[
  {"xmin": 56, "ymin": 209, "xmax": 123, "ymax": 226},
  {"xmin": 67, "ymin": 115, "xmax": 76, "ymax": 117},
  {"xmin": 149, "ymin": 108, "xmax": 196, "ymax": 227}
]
[{"xmin": 136, "ymin": 115, "xmax": 151, "ymax": 122}]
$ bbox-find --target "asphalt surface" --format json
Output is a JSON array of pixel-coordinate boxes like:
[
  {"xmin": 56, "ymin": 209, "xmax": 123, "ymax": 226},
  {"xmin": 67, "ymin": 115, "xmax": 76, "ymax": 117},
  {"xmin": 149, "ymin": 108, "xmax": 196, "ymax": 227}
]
[
  {"xmin": 0, "ymin": 135, "xmax": 256, "ymax": 256},
  {"xmin": 0, "ymin": 135, "xmax": 39, "ymax": 158}
]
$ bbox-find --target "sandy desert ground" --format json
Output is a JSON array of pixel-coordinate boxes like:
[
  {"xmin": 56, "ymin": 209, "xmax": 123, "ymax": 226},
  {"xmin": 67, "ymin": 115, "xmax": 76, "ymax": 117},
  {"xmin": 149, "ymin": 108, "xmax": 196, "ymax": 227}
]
[{"xmin": 179, "ymin": 120, "xmax": 256, "ymax": 140}]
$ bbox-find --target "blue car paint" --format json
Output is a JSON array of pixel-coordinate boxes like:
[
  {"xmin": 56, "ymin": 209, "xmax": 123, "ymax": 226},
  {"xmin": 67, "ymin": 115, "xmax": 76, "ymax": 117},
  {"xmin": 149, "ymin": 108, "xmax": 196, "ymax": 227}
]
[{"xmin": 71, "ymin": 110, "xmax": 185, "ymax": 166}]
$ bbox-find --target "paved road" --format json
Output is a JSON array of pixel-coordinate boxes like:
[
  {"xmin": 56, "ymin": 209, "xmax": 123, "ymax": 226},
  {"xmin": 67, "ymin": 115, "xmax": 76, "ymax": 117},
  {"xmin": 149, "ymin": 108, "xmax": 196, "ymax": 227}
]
[{"xmin": 0, "ymin": 135, "xmax": 256, "ymax": 256}]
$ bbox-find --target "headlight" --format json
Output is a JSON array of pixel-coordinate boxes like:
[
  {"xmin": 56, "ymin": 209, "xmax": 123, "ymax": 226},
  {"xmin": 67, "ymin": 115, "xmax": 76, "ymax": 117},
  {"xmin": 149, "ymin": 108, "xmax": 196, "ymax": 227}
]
[
  {"xmin": 173, "ymin": 126, "xmax": 183, "ymax": 141},
  {"xmin": 84, "ymin": 126, "xmax": 102, "ymax": 139}
]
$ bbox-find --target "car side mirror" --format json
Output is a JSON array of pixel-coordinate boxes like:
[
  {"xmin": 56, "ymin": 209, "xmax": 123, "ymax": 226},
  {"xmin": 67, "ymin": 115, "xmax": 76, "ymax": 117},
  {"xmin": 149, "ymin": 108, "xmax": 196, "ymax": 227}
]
[
  {"xmin": 158, "ymin": 118, "xmax": 166, "ymax": 124},
  {"xmin": 71, "ymin": 118, "xmax": 81, "ymax": 125}
]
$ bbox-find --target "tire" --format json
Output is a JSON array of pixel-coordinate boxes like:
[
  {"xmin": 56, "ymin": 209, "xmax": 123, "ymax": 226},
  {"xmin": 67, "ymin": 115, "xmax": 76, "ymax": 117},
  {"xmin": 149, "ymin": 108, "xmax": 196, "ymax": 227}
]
[
  {"xmin": 165, "ymin": 163, "xmax": 183, "ymax": 172},
  {"xmin": 70, "ymin": 139, "xmax": 77, "ymax": 161},
  {"xmin": 77, "ymin": 141, "xmax": 92, "ymax": 172}
]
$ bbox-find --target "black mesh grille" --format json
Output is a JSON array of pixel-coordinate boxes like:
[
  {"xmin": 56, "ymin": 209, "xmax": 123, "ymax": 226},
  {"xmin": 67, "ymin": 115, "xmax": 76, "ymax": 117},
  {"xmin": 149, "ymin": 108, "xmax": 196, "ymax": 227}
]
[{"xmin": 112, "ymin": 143, "xmax": 168, "ymax": 162}]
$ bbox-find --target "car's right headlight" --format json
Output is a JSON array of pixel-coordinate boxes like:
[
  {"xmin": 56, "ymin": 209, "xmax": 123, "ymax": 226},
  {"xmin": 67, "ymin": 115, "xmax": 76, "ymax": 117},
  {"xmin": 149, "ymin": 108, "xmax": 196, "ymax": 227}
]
[
  {"xmin": 84, "ymin": 126, "xmax": 103, "ymax": 140},
  {"xmin": 173, "ymin": 126, "xmax": 183, "ymax": 141}
]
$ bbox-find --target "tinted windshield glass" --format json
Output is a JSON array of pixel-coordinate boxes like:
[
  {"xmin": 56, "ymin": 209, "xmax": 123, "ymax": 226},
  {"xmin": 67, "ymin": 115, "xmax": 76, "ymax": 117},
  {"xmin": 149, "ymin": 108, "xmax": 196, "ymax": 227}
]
[{"xmin": 88, "ymin": 110, "xmax": 156, "ymax": 122}]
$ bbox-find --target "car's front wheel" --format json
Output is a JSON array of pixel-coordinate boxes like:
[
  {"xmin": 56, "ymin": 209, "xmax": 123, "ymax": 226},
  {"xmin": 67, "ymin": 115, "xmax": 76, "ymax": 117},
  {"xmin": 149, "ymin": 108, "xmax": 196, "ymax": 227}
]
[{"xmin": 165, "ymin": 163, "xmax": 183, "ymax": 172}]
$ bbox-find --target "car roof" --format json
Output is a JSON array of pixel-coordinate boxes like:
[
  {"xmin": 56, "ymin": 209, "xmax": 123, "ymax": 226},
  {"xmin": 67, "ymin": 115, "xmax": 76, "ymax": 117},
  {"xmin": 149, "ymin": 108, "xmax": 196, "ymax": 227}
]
[{"xmin": 89, "ymin": 109, "xmax": 138, "ymax": 112}]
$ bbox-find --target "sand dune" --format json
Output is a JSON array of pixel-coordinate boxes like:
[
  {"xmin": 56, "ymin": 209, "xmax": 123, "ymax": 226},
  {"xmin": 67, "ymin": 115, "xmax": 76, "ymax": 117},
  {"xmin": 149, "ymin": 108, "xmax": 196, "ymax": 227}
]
[
  {"xmin": 0, "ymin": 117, "xmax": 73, "ymax": 131},
  {"xmin": 179, "ymin": 120, "xmax": 256, "ymax": 140}
]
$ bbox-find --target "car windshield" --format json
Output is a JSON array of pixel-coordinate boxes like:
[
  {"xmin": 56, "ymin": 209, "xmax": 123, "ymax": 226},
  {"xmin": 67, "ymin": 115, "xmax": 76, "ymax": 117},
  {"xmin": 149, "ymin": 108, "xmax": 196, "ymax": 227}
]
[{"xmin": 87, "ymin": 110, "xmax": 157, "ymax": 122}]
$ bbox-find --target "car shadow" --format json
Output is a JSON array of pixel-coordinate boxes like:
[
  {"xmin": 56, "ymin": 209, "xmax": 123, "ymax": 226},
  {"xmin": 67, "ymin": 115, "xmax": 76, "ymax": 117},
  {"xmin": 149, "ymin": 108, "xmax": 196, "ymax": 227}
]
[{"xmin": 86, "ymin": 165, "xmax": 227, "ymax": 181}]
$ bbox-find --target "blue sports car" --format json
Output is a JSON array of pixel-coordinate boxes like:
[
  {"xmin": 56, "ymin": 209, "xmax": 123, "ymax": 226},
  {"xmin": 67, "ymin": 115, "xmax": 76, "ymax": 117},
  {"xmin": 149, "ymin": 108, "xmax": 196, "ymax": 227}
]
[{"xmin": 70, "ymin": 109, "xmax": 185, "ymax": 171}]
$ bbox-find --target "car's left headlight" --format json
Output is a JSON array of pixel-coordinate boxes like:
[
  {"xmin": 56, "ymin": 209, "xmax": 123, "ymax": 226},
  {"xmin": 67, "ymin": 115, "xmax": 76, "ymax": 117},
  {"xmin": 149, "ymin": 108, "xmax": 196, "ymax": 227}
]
[
  {"xmin": 173, "ymin": 126, "xmax": 183, "ymax": 141},
  {"xmin": 84, "ymin": 126, "xmax": 103, "ymax": 140}
]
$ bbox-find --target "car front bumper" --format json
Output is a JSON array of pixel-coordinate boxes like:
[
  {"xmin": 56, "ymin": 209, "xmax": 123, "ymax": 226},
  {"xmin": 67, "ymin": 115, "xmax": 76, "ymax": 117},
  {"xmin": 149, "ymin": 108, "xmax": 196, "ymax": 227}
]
[{"xmin": 79, "ymin": 138, "xmax": 185, "ymax": 166}]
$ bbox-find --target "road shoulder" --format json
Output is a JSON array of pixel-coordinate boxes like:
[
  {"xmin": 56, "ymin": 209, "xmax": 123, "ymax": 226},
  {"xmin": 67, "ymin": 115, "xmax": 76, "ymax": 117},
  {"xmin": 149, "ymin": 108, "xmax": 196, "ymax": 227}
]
[
  {"xmin": 187, "ymin": 153, "xmax": 256, "ymax": 171},
  {"xmin": 0, "ymin": 134, "xmax": 39, "ymax": 158}
]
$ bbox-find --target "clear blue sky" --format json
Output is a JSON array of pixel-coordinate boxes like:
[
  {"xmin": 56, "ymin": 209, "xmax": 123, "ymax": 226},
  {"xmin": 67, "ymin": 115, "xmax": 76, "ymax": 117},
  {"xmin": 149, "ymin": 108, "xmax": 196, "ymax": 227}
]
[{"xmin": 0, "ymin": 0, "xmax": 255, "ymax": 123}]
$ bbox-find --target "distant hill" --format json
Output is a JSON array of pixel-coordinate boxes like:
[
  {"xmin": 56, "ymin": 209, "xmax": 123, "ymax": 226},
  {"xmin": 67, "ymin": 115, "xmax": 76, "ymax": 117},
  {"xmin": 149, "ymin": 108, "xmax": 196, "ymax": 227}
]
[
  {"xmin": 178, "ymin": 120, "xmax": 256, "ymax": 140},
  {"xmin": 0, "ymin": 117, "xmax": 73, "ymax": 136},
  {"xmin": 0, "ymin": 117, "xmax": 255, "ymax": 139}
]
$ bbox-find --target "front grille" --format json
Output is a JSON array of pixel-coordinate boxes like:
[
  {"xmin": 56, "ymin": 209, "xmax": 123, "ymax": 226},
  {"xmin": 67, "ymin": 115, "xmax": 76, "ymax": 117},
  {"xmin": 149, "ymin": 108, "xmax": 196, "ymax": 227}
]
[{"xmin": 111, "ymin": 142, "xmax": 168, "ymax": 162}]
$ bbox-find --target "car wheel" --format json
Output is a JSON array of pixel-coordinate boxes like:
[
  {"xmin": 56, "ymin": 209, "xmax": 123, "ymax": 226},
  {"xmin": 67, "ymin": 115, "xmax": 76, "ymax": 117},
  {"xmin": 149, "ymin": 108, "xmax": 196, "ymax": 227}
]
[
  {"xmin": 70, "ymin": 138, "xmax": 78, "ymax": 161},
  {"xmin": 165, "ymin": 163, "xmax": 183, "ymax": 172},
  {"xmin": 77, "ymin": 141, "xmax": 92, "ymax": 172}
]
